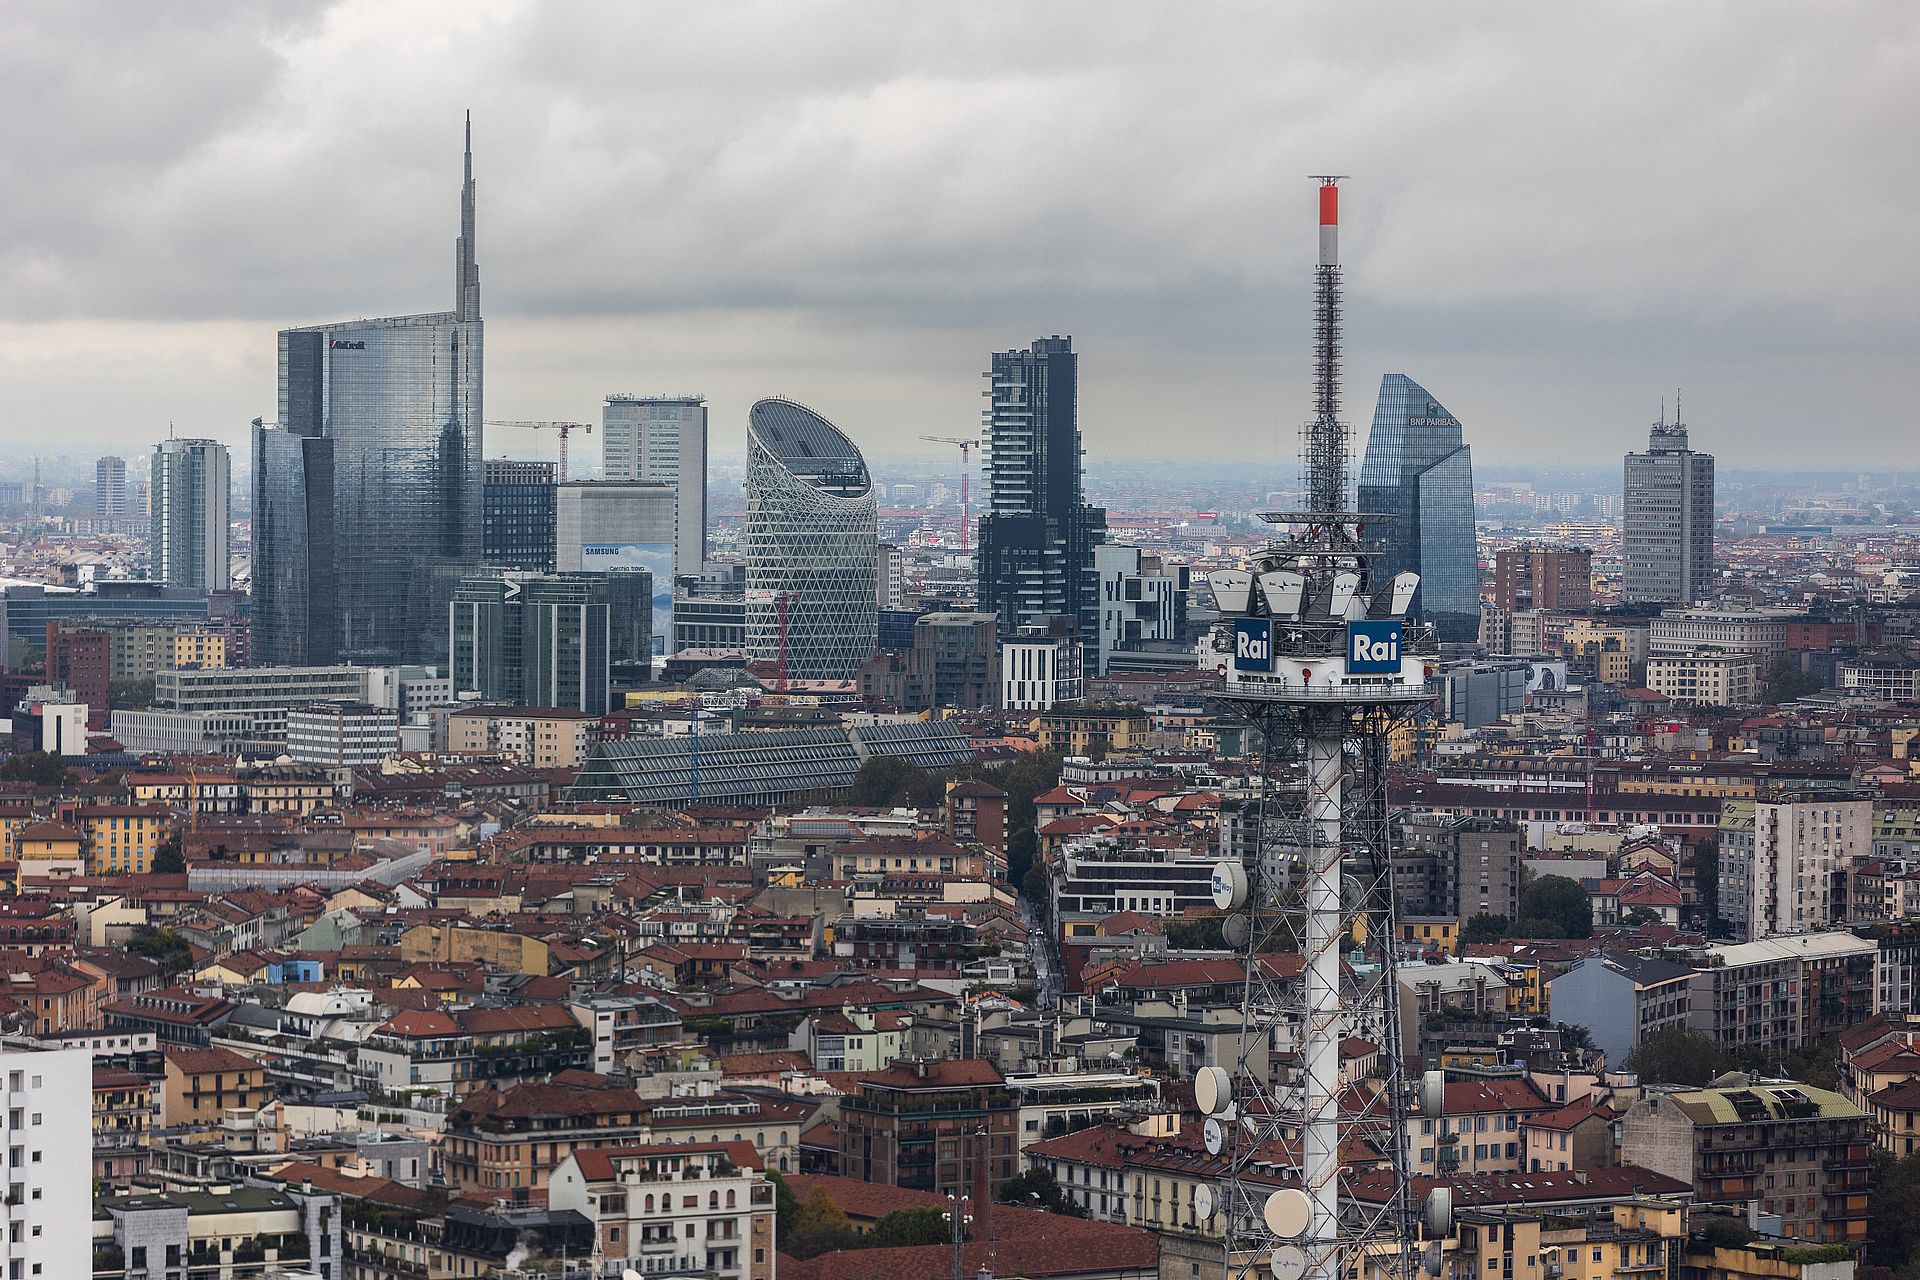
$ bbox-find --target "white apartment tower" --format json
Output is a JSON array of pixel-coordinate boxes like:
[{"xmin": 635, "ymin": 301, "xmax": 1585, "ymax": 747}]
[
  {"xmin": 1719, "ymin": 795, "xmax": 1870, "ymax": 941},
  {"xmin": 0, "ymin": 1041, "xmax": 92, "ymax": 1280},
  {"xmin": 603, "ymin": 395, "xmax": 708, "ymax": 579},
  {"xmin": 151, "ymin": 437, "xmax": 232, "ymax": 591}
]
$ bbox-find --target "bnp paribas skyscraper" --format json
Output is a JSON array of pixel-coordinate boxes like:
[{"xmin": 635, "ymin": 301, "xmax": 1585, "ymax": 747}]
[{"xmin": 254, "ymin": 116, "xmax": 484, "ymax": 666}]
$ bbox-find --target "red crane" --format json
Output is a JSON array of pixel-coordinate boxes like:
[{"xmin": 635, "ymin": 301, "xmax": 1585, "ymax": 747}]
[
  {"xmin": 920, "ymin": 435, "xmax": 978, "ymax": 554},
  {"xmin": 487, "ymin": 420, "xmax": 594, "ymax": 482}
]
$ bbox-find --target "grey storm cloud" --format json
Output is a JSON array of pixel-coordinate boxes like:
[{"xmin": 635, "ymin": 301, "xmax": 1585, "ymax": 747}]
[{"xmin": 0, "ymin": 0, "xmax": 1915, "ymax": 467}]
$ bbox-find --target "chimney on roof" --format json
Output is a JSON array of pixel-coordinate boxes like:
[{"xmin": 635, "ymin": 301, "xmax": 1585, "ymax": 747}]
[{"xmin": 915, "ymin": 1058, "xmax": 929, "ymax": 1079}]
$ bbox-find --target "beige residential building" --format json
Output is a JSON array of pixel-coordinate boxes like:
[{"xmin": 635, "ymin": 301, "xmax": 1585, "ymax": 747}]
[
  {"xmin": 1646, "ymin": 650, "xmax": 1759, "ymax": 706},
  {"xmin": 448, "ymin": 706, "xmax": 599, "ymax": 768}
]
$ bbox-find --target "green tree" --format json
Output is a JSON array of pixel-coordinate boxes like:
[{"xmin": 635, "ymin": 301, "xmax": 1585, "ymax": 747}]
[
  {"xmin": 867, "ymin": 1208, "xmax": 952, "ymax": 1248},
  {"xmin": 1687, "ymin": 840, "xmax": 1722, "ymax": 934},
  {"xmin": 108, "ymin": 678, "xmax": 156, "ymax": 710},
  {"xmin": 1866, "ymin": 1149, "xmax": 1920, "ymax": 1276},
  {"xmin": 1759, "ymin": 657, "xmax": 1824, "ymax": 705},
  {"xmin": 1164, "ymin": 915, "xmax": 1224, "ymax": 949},
  {"xmin": 1697, "ymin": 1216, "xmax": 1758, "ymax": 1250},
  {"xmin": 151, "ymin": 832, "xmax": 186, "ymax": 876},
  {"xmin": 784, "ymin": 1185, "xmax": 858, "ymax": 1259},
  {"xmin": 1006, "ymin": 826, "xmax": 1039, "ymax": 893},
  {"xmin": 1622, "ymin": 1028, "xmax": 1733, "ymax": 1086},
  {"xmin": 997, "ymin": 1167, "xmax": 1087, "ymax": 1217},
  {"xmin": 1519, "ymin": 875, "xmax": 1593, "ymax": 939},
  {"xmin": 1621, "ymin": 906, "xmax": 1661, "ymax": 928},
  {"xmin": 768, "ymin": 1171, "xmax": 800, "ymax": 1239},
  {"xmin": 0, "ymin": 752, "xmax": 70, "ymax": 787},
  {"xmin": 1461, "ymin": 914, "xmax": 1509, "ymax": 945},
  {"xmin": 849, "ymin": 757, "xmax": 933, "ymax": 807},
  {"xmin": 125, "ymin": 927, "xmax": 193, "ymax": 977}
]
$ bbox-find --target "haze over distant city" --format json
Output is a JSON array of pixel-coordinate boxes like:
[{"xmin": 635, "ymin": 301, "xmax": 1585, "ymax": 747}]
[{"xmin": 0, "ymin": 2, "xmax": 1915, "ymax": 467}]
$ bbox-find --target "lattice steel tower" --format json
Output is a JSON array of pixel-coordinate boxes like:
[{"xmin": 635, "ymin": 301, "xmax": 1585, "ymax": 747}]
[{"xmin": 1196, "ymin": 178, "xmax": 1439, "ymax": 1280}]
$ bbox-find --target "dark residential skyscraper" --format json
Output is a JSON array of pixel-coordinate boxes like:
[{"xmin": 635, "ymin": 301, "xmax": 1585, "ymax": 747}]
[
  {"xmin": 254, "ymin": 115, "xmax": 483, "ymax": 666},
  {"xmin": 975, "ymin": 336, "xmax": 1105, "ymax": 655},
  {"xmin": 1623, "ymin": 406, "xmax": 1715, "ymax": 605},
  {"xmin": 1356, "ymin": 373, "xmax": 1480, "ymax": 643}
]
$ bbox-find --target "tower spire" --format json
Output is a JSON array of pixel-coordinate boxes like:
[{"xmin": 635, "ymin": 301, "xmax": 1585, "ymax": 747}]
[{"xmin": 456, "ymin": 111, "xmax": 480, "ymax": 322}]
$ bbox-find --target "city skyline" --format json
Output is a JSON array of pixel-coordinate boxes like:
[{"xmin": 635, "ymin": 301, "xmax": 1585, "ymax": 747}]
[{"xmin": 0, "ymin": 5, "xmax": 1914, "ymax": 468}]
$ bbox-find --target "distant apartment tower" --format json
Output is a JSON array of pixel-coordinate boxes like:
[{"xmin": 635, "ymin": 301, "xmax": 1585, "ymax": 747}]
[
  {"xmin": 977, "ymin": 336, "xmax": 1106, "ymax": 660},
  {"xmin": 449, "ymin": 574, "xmax": 622, "ymax": 715},
  {"xmin": 1093, "ymin": 544, "xmax": 1189, "ymax": 674},
  {"xmin": 150, "ymin": 437, "xmax": 231, "ymax": 591},
  {"xmin": 95, "ymin": 456, "xmax": 128, "ymax": 519},
  {"xmin": 744, "ymin": 399, "xmax": 878, "ymax": 680},
  {"xmin": 1491, "ymin": 544, "xmax": 1592, "ymax": 613},
  {"xmin": 877, "ymin": 542, "xmax": 906, "ymax": 610},
  {"xmin": 1623, "ymin": 407, "xmax": 1715, "ymax": 604},
  {"xmin": 603, "ymin": 395, "xmax": 708, "ymax": 577},
  {"xmin": 1718, "ymin": 795, "xmax": 1870, "ymax": 941},
  {"xmin": 482, "ymin": 458, "xmax": 557, "ymax": 572},
  {"xmin": 1356, "ymin": 374, "xmax": 1480, "ymax": 643}
]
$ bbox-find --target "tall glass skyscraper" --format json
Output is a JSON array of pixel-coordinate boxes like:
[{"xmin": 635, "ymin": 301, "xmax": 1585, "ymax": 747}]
[
  {"xmin": 150, "ymin": 438, "xmax": 231, "ymax": 592},
  {"xmin": 1356, "ymin": 373, "xmax": 1480, "ymax": 643},
  {"xmin": 976, "ymin": 336, "xmax": 1106, "ymax": 657},
  {"xmin": 255, "ymin": 116, "xmax": 483, "ymax": 666},
  {"xmin": 744, "ymin": 398, "xmax": 877, "ymax": 680}
]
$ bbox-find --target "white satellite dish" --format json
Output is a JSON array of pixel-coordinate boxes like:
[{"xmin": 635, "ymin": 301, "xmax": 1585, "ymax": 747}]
[
  {"xmin": 1424, "ymin": 1186, "xmax": 1453, "ymax": 1238},
  {"xmin": 1269, "ymin": 1246, "xmax": 1308, "ymax": 1280},
  {"xmin": 1263, "ymin": 1187, "xmax": 1312, "ymax": 1238},
  {"xmin": 623, "ymin": 1271, "xmax": 643, "ymax": 1280},
  {"xmin": 1211, "ymin": 861, "xmax": 1250, "ymax": 910},
  {"xmin": 1193, "ymin": 1183, "xmax": 1215, "ymax": 1220},
  {"xmin": 1196, "ymin": 1065, "xmax": 1232, "ymax": 1116},
  {"xmin": 1203, "ymin": 1117, "xmax": 1225, "ymax": 1155}
]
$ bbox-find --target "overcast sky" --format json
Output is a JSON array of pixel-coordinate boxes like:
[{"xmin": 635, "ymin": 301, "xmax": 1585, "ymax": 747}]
[{"xmin": 1, "ymin": 1, "xmax": 1915, "ymax": 473}]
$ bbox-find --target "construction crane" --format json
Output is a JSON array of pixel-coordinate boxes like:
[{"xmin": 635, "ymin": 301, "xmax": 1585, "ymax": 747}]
[
  {"xmin": 487, "ymin": 421, "xmax": 593, "ymax": 482},
  {"xmin": 919, "ymin": 435, "xmax": 978, "ymax": 555}
]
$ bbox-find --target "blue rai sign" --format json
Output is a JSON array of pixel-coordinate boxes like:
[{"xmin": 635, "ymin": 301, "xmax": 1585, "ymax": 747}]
[
  {"xmin": 1346, "ymin": 620, "xmax": 1403, "ymax": 674},
  {"xmin": 1233, "ymin": 618, "xmax": 1273, "ymax": 672}
]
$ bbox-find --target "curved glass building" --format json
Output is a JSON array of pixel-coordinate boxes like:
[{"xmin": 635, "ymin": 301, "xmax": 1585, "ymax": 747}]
[
  {"xmin": 1356, "ymin": 374, "xmax": 1480, "ymax": 643},
  {"xmin": 744, "ymin": 398, "xmax": 878, "ymax": 680}
]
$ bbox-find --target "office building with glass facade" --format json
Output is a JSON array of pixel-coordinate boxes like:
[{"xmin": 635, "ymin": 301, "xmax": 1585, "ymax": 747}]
[
  {"xmin": 483, "ymin": 458, "xmax": 556, "ymax": 572},
  {"xmin": 449, "ymin": 573, "xmax": 622, "ymax": 715},
  {"xmin": 1356, "ymin": 373, "xmax": 1481, "ymax": 644},
  {"xmin": 255, "ymin": 118, "xmax": 483, "ymax": 666},
  {"xmin": 150, "ymin": 438, "xmax": 231, "ymax": 592},
  {"xmin": 976, "ymin": 336, "xmax": 1106, "ymax": 660},
  {"xmin": 1623, "ymin": 414, "xmax": 1715, "ymax": 605},
  {"xmin": 744, "ymin": 398, "xmax": 878, "ymax": 680},
  {"xmin": 603, "ymin": 395, "xmax": 708, "ymax": 578}
]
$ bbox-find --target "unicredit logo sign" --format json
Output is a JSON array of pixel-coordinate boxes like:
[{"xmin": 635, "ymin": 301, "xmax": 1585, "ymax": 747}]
[{"xmin": 329, "ymin": 340, "xmax": 366, "ymax": 350}]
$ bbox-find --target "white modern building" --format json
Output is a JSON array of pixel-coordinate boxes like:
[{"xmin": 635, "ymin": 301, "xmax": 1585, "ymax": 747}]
[
  {"xmin": 1718, "ymin": 795, "xmax": 1871, "ymax": 941},
  {"xmin": 1001, "ymin": 629, "xmax": 1085, "ymax": 711},
  {"xmin": 603, "ymin": 394, "xmax": 708, "ymax": 578},
  {"xmin": 554, "ymin": 481, "xmax": 678, "ymax": 581},
  {"xmin": 1093, "ymin": 544, "xmax": 1188, "ymax": 674},
  {"xmin": 0, "ymin": 1039, "xmax": 92, "ymax": 1280},
  {"xmin": 285, "ymin": 701, "xmax": 400, "ymax": 766}
]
